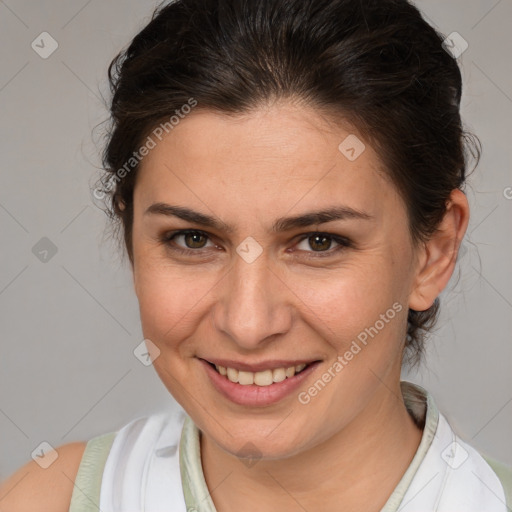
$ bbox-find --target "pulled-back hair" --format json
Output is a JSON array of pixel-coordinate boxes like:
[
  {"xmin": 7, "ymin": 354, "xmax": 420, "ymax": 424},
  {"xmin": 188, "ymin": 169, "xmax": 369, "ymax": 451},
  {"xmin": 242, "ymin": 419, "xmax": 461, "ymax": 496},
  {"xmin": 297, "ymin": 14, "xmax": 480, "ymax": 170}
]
[{"xmin": 96, "ymin": 0, "xmax": 480, "ymax": 369}]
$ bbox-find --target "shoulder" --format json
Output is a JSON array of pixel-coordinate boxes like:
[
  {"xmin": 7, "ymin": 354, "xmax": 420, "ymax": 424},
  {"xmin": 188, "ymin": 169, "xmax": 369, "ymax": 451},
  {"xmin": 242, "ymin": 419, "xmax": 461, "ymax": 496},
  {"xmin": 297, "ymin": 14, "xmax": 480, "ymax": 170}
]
[
  {"xmin": 0, "ymin": 441, "xmax": 87, "ymax": 512},
  {"xmin": 0, "ymin": 411, "xmax": 187, "ymax": 512},
  {"xmin": 481, "ymin": 453, "xmax": 512, "ymax": 504}
]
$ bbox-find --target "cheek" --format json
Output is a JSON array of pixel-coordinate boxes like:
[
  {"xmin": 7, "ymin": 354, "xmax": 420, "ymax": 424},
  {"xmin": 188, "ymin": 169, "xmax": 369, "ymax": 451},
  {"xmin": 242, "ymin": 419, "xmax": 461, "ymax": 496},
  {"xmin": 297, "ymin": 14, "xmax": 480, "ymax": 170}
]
[
  {"xmin": 134, "ymin": 265, "xmax": 214, "ymax": 350},
  {"xmin": 291, "ymin": 259, "xmax": 404, "ymax": 344}
]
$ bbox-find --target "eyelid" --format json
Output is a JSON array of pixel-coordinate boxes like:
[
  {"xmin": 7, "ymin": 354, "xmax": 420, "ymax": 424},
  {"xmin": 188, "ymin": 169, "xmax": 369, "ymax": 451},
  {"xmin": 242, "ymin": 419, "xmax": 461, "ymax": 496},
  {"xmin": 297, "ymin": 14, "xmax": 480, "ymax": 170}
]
[
  {"xmin": 293, "ymin": 232, "xmax": 352, "ymax": 252},
  {"xmin": 161, "ymin": 229, "xmax": 218, "ymax": 251}
]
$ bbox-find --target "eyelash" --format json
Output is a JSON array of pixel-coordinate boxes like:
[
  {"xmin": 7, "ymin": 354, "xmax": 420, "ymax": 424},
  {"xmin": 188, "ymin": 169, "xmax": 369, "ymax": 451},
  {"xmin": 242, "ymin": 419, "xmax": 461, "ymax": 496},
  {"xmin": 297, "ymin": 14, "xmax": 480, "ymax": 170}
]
[{"xmin": 159, "ymin": 229, "xmax": 353, "ymax": 258}]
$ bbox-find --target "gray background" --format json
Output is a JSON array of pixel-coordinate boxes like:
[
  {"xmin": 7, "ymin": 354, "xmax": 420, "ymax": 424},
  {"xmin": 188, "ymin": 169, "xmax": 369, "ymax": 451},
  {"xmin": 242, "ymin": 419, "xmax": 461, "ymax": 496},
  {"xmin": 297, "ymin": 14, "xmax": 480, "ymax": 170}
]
[{"xmin": 0, "ymin": 0, "xmax": 511, "ymax": 480}]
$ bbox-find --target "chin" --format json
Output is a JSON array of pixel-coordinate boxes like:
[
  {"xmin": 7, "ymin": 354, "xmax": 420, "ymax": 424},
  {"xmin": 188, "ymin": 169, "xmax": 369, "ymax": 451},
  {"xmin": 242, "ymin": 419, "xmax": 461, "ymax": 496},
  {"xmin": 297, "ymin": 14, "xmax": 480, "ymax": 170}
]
[{"xmin": 208, "ymin": 423, "xmax": 313, "ymax": 462}]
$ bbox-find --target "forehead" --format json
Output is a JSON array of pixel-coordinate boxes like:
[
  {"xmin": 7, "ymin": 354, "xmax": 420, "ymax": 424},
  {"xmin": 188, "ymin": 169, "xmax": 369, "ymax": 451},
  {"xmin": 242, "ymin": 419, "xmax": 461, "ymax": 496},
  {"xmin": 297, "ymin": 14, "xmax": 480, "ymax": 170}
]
[{"xmin": 134, "ymin": 102, "xmax": 399, "ymax": 225}]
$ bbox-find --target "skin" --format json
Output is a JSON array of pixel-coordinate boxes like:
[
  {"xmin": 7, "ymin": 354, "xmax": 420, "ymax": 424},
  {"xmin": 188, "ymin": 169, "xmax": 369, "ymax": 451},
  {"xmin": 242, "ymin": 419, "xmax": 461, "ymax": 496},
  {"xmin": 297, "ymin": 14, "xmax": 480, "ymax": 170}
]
[
  {"xmin": 130, "ymin": 99, "xmax": 469, "ymax": 512},
  {"xmin": 0, "ymin": 442, "xmax": 86, "ymax": 511}
]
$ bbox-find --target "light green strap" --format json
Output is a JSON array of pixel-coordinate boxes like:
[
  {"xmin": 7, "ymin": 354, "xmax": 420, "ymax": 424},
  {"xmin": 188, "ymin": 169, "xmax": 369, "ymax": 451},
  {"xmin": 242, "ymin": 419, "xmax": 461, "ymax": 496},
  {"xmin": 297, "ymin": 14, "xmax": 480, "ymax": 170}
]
[
  {"xmin": 179, "ymin": 415, "xmax": 217, "ymax": 512},
  {"xmin": 483, "ymin": 455, "xmax": 512, "ymax": 511},
  {"xmin": 68, "ymin": 431, "xmax": 117, "ymax": 512}
]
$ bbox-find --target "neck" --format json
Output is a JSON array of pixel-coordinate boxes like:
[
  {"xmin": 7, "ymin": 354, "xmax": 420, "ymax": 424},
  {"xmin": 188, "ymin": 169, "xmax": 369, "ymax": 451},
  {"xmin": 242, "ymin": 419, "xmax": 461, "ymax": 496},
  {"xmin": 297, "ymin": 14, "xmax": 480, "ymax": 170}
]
[{"xmin": 201, "ymin": 381, "xmax": 423, "ymax": 512}]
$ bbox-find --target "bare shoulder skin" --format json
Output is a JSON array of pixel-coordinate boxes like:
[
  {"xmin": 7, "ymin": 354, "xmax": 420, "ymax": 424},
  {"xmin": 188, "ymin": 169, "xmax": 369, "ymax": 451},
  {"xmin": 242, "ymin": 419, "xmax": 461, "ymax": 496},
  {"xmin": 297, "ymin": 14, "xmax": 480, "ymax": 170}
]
[{"xmin": 0, "ymin": 442, "xmax": 87, "ymax": 512}]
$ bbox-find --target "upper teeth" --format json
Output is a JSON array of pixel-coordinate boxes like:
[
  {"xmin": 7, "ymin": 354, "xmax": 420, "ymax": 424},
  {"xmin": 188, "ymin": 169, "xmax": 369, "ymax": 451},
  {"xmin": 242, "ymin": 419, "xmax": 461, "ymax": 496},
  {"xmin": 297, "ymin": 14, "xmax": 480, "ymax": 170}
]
[{"xmin": 215, "ymin": 363, "xmax": 307, "ymax": 386}]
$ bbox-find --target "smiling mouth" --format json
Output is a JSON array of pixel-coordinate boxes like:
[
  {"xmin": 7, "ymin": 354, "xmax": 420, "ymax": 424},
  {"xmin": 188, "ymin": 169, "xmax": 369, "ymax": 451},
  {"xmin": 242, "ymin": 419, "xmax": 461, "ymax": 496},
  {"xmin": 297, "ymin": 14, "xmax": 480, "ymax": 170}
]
[{"xmin": 206, "ymin": 361, "xmax": 313, "ymax": 386}]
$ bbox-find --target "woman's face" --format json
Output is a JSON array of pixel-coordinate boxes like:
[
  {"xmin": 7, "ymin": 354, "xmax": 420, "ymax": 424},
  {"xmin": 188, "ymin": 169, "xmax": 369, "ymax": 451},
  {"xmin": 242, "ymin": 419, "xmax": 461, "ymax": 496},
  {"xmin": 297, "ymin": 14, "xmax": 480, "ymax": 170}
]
[{"xmin": 131, "ymin": 101, "xmax": 420, "ymax": 459}]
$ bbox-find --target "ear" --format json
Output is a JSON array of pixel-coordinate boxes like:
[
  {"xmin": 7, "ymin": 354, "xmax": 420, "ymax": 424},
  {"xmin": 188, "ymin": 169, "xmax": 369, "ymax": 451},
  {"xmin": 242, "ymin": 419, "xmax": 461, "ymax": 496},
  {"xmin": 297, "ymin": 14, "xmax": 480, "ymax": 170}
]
[{"xmin": 409, "ymin": 189, "xmax": 470, "ymax": 312}]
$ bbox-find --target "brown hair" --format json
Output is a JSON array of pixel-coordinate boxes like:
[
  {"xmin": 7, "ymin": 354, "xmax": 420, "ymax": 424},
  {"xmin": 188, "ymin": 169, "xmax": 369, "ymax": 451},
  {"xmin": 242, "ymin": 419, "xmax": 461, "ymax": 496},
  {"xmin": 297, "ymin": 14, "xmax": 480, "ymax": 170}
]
[{"xmin": 95, "ymin": 0, "xmax": 480, "ymax": 369}]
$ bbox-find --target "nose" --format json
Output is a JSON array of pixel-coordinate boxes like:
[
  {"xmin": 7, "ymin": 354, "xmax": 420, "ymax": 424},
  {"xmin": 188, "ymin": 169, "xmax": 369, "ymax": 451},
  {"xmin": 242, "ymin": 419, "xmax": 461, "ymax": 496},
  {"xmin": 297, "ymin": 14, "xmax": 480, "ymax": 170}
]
[{"xmin": 212, "ymin": 251, "xmax": 292, "ymax": 350}]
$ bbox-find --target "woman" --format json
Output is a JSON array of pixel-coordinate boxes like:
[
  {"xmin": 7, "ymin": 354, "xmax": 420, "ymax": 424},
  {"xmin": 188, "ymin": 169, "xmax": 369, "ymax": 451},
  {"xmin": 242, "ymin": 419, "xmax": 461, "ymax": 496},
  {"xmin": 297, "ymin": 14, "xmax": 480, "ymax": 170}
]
[{"xmin": 1, "ymin": 0, "xmax": 510, "ymax": 510}]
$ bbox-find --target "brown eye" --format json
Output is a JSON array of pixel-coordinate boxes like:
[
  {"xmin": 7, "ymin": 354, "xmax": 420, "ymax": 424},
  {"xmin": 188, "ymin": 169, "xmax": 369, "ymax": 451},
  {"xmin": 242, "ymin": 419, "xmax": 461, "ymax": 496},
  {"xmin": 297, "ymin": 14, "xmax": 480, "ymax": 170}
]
[
  {"xmin": 161, "ymin": 230, "xmax": 215, "ymax": 254},
  {"xmin": 181, "ymin": 231, "xmax": 208, "ymax": 249},
  {"xmin": 295, "ymin": 232, "xmax": 352, "ymax": 257},
  {"xmin": 306, "ymin": 234, "xmax": 333, "ymax": 252}
]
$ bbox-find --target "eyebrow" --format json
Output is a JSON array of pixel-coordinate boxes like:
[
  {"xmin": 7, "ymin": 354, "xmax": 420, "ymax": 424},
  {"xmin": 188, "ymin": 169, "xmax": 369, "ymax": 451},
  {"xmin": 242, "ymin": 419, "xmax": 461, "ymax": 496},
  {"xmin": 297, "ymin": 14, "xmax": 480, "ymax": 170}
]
[{"xmin": 144, "ymin": 203, "xmax": 373, "ymax": 233}]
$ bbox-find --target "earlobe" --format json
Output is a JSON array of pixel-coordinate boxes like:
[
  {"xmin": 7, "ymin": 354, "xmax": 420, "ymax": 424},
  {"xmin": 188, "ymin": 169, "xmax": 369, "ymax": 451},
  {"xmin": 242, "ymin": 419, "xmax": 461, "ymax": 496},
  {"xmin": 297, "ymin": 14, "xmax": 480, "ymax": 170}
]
[{"xmin": 409, "ymin": 189, "xmax": 470, "ymax": 312}]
